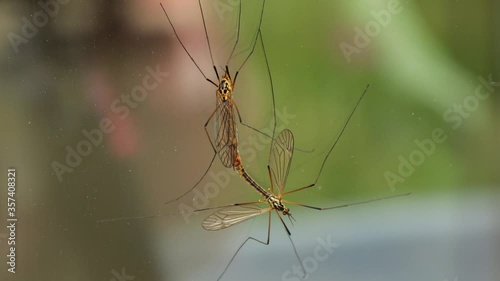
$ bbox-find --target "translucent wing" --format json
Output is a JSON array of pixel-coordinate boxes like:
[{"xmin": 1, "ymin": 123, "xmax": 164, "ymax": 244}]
[
  {"xmin": 202, "ymin": 205, "xmax": 271, "ymax": 231},
  {"xmin": 269, "ymin": 129, "xmax": 294, "ymax": 196},
  {"xmin": 215, "ymin": 99, "xmax": 237, "ymax": 168}
]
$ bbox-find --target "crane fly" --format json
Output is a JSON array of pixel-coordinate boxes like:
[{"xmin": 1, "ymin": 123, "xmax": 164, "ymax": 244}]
[{"xmin": 160, "ymin": 0, "xmax": 278, "ymax": 205}]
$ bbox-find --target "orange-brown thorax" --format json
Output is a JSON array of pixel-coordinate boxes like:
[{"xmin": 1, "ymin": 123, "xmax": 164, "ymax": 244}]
[{"xmin": 217, "ymin": 73, "xmax": 233, "ymax": 102}]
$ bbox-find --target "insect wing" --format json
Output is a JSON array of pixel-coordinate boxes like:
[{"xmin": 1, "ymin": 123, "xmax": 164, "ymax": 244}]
[
  {"xmin": 215, "ymin": 99, "xmax": 237, "ymax": 168},
  {"xmin": 202, "ymin": 205, "xmax": 271, "ymax": 231},
  {"xmin": 269, "ymin": 129, "xmax": 294, "ymax": 196}
]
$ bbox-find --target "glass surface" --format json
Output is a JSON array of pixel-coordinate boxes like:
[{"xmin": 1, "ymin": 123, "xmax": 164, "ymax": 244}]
[{"xmin": 0, "ymin": 1, "xmax": 498, "ymax": 280}]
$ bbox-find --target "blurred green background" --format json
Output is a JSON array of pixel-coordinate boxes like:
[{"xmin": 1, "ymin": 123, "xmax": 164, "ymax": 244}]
[{"xmin": 0, "ymin": 0, "xmax": 498, "ymax": 281}]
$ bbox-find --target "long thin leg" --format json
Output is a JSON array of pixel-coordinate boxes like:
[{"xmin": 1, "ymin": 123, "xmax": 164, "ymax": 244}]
[
  {"xmin": 233, "ymin": 30, "xmax": 313, "ymax": 153},
  {"xmin": 281, "ymin": 183, "xmax": 314, "ymax": 197},
  {"xmin": 275, "ymin": 210, "xmax": 307, "ymax": 278},
  {"xmin": 165, "ymin": 153, "xmax": 217, "ymax": 205},
  {"xmin": 164, "ymin": 103, "xmax": 223, "ymax": 205},
  {"xmin": 160, "ymin": 3, "xmax": 217, "ymax": 86},
  {"xmin": 233, "ymin": 0, "xmax": 266, "ymax": 83},
  {"xmin": 229, "ymin": 24, "xmax": 276, "ymax": 142},
  {"xmin": 232, "ymin": 29, "xmax": 279, "ymax": 153},
  {"xmin": 233, "ymin": 28, "xmax": 274, "ymax": 126},
  {"xmin": 283, "ymin": 192, "xmax": 411, "ymax": 211},
  {"xmin": 267, "ymin": 165, "xmax": 274, "ymax": 194},
  {"xmin": 257, "ymin": 28, "xmax": 276, "ymax": 152},
  {"xmin": 216, "ymin": 211, "xmax": 272, "ymax": 281},
  {"xmin": 97, "ymin": 201, "xmax": 264, "ymax": 223},
  {"xmin": 233, "ymin": 99, "xmax": 274, "ymax": 139},
  {"xmin": 237, "ymin": 28, "xmax": 314, "ymax": 153},
  {"xmin": 198, "ymin": 0, "xmax": 219, "ymax": 81},
  {"xmin": 282, "ymin": 84, "xmax": 370, "ymax": 196},
  {"xmin": 226, "ymin": 0, "xmax": 242, "ymax": 65},
  {"xmin": 310, "ymin": 84, "xmax": 370, "ymax": 185}
]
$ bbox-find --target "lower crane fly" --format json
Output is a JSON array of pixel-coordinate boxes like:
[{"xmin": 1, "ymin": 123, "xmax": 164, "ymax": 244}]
[
  {"xmin": 196, "ymin": 85, "xmax": 410, "ymax": 280},
  {"xmin": 98, "ymin": 85, "xmax": 411, "ymax": 280}
]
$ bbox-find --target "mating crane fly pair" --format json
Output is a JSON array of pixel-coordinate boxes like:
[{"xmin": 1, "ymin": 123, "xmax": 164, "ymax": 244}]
[{"xmin": 99, "ymin": 0, "xmax": 411, "ymax": 280}]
